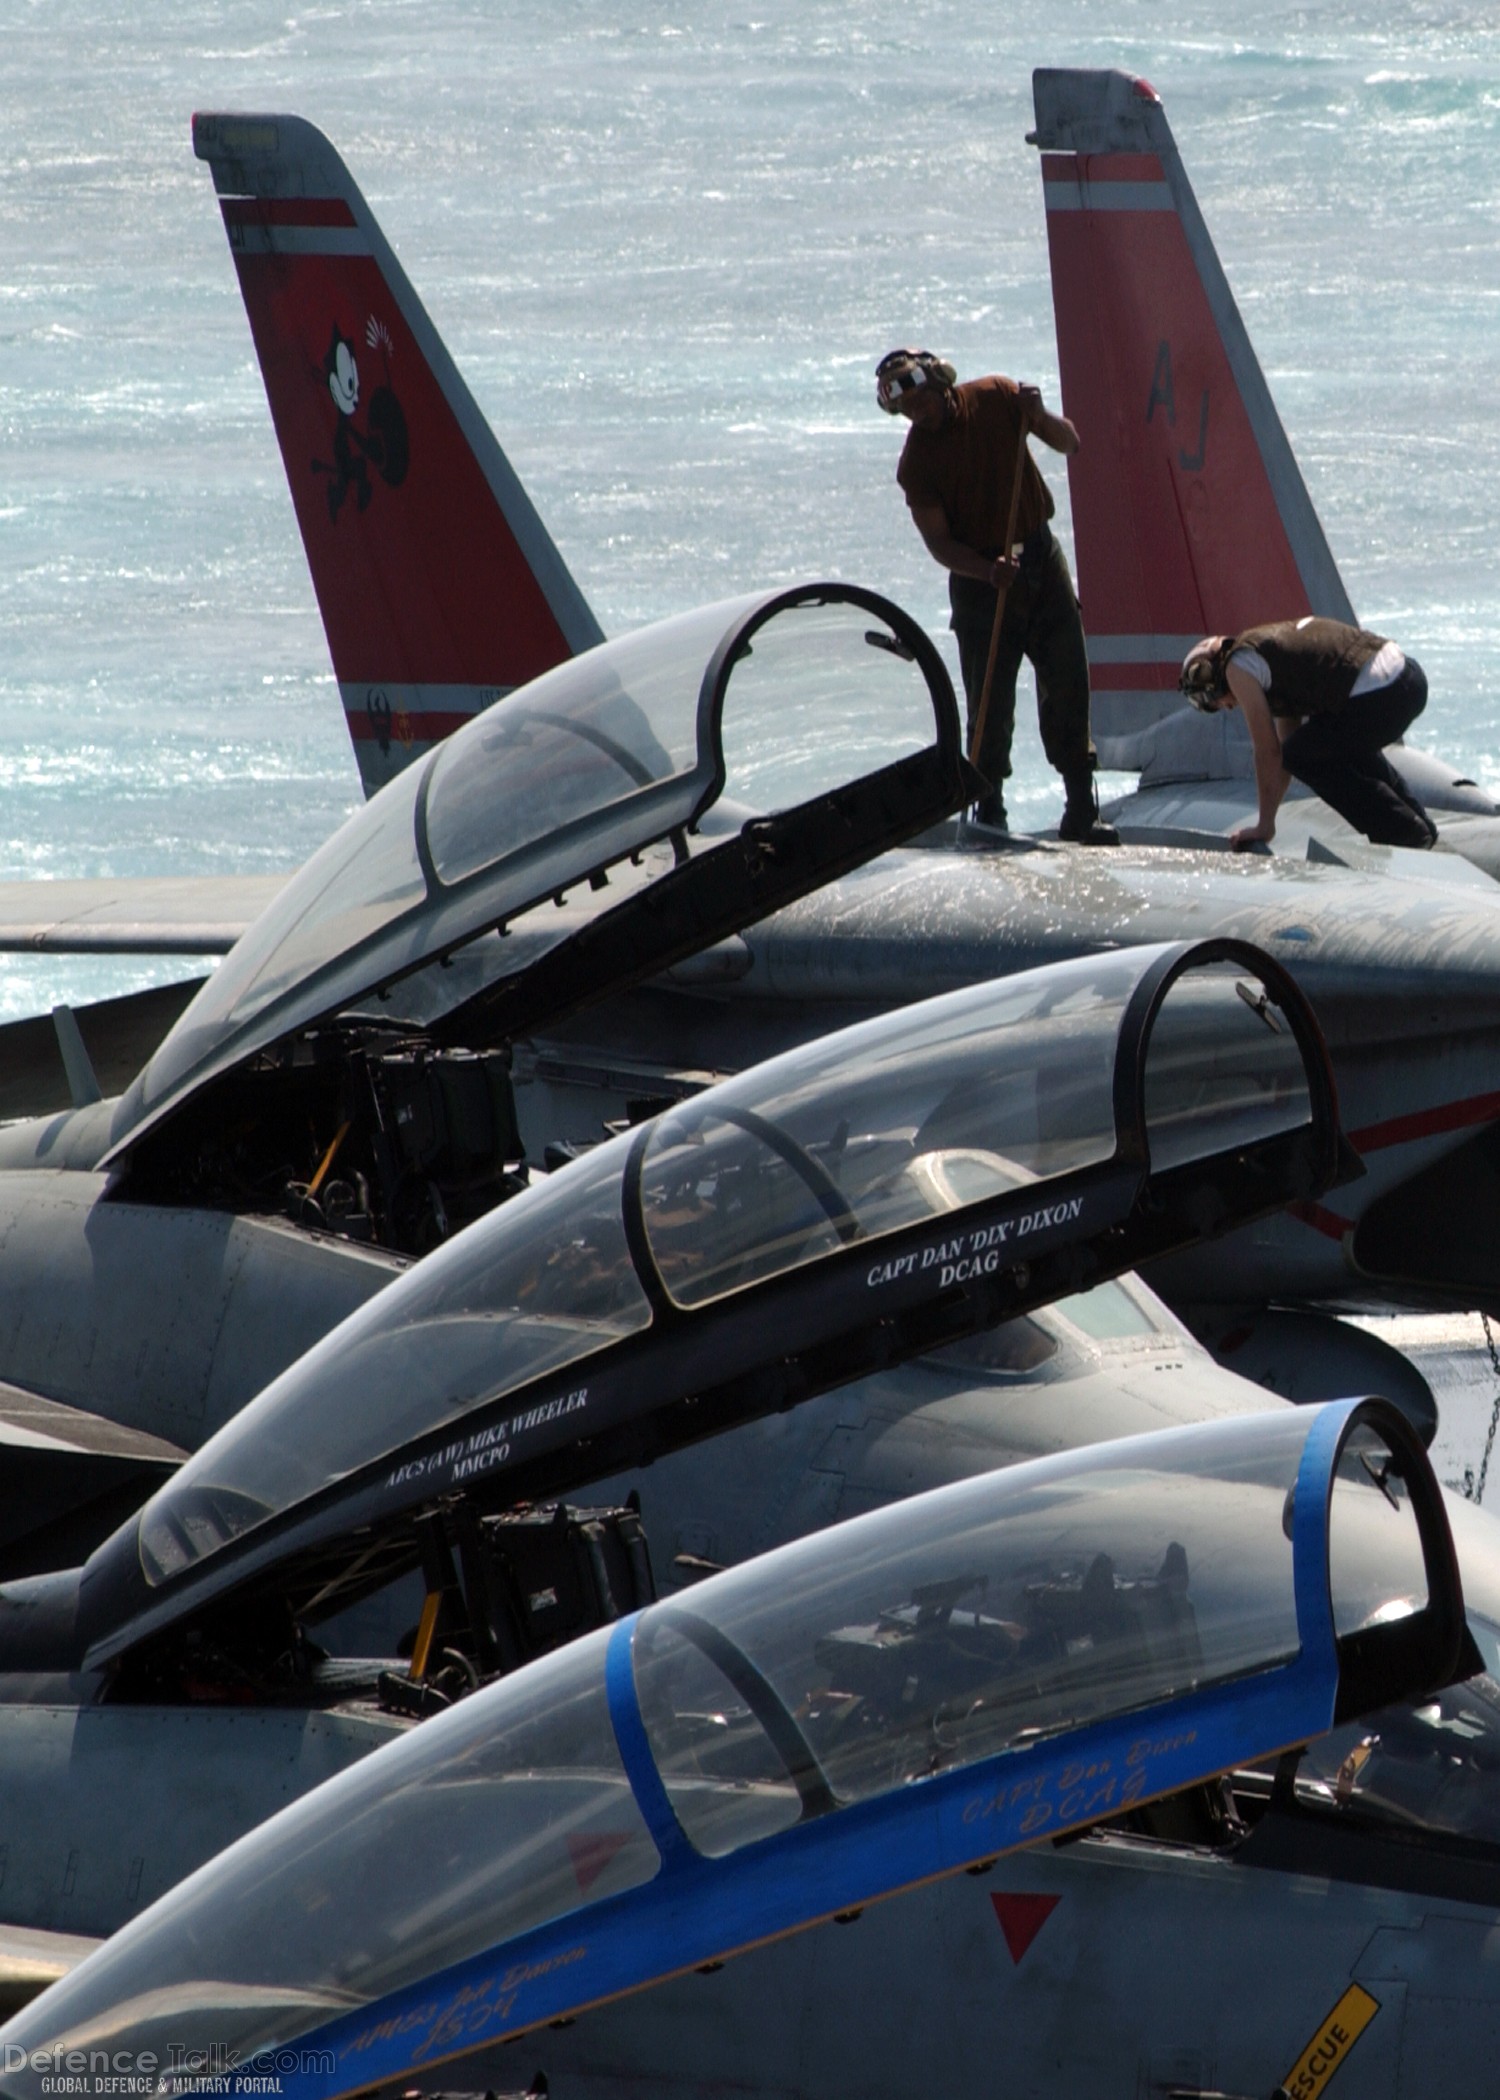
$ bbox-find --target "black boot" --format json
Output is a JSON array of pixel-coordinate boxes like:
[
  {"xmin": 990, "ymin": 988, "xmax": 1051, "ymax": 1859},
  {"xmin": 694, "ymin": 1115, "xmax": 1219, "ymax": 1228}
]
[
  {"xmin": 1058, "ymin": 767, "xmax": 1119, "ymax": 846},
  {"xmin": 965, "ymin": 790, "xmax": 1009, "ymax": 837}
]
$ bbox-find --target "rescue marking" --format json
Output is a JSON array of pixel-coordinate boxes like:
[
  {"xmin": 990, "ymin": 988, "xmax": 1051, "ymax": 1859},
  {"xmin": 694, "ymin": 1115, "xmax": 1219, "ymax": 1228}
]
[
  {"xmin": 567, "ymin": 1831, "xmax": 633, "ymax": 1894},
  {"xmin": 1274, "ymin": 1982, "xmax": 1380, "ymax": 2100}
]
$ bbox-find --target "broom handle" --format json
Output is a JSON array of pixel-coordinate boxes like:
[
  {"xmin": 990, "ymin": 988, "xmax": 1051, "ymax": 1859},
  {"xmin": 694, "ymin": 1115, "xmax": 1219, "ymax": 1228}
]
[{"xmin": 967, "ymin": 415, "xmax": 1032, "ymax": 769}]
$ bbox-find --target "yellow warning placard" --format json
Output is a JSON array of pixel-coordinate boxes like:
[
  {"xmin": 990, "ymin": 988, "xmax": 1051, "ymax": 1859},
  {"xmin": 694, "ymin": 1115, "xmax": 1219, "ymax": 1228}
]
[{"xmin": 1276, "ymin": 1983, "xmax": 1381, "ymax": 2099}]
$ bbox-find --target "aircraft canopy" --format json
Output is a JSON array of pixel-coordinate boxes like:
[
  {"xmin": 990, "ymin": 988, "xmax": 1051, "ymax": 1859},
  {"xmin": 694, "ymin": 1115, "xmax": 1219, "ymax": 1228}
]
[{"xmin": 103, "ymin": 583, "xmax": 965, "ymax": 1160}]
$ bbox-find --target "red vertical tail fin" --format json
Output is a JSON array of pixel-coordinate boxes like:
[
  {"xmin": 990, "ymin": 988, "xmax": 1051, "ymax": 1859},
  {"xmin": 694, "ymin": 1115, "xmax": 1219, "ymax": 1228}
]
[
  {"xmin": 1031, "ymin": 70, "xmax": 1354, "ymax": 776},
  {"xmin": 193, "ymin": 113, "xmax": 604, "ymax": 797}
]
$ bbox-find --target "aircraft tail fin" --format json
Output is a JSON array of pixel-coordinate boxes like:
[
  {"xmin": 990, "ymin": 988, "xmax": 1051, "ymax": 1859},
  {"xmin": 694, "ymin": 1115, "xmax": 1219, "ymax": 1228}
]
[
  {"xmin": 193, "ymin": 113, "xmax": 605, "ymax": 797},
  {"xmin": 1031, "ymin": 70, "xmax": 1355, "ymax": 777}
]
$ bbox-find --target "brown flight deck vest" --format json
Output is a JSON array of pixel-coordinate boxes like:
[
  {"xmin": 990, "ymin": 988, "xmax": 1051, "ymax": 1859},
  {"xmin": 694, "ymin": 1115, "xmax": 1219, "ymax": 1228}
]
[
  {"xmin": 1231, "ymin": 618, "xmax": 1388, "ymax": 719},
  {"xmin": 896, "ymin": 376, "xmax": 1054, "ymax": 554}
]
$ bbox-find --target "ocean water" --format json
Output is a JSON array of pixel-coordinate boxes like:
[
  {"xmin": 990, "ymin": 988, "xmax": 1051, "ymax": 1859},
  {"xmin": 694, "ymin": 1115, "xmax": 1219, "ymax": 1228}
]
[{"xmin": 2, "ymin": 1, "xmax": 1499, "ymax": 1021}]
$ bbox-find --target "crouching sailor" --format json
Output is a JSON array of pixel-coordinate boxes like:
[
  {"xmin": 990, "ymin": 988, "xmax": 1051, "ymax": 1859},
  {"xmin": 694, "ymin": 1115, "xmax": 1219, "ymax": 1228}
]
[{"xmin": 1179, "ymin": 617, "xmax": 1438, "ymax": 851}]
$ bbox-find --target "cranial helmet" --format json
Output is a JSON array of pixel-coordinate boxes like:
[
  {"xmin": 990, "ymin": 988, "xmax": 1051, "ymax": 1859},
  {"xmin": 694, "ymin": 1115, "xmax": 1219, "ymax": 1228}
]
[
  {"xmin": 1180, "ymin": 637, "xmax": 1232, "ymax": 710},
  {"xmin": 875, "ymin": 347, "xmax": 958, "ymax": 413}
]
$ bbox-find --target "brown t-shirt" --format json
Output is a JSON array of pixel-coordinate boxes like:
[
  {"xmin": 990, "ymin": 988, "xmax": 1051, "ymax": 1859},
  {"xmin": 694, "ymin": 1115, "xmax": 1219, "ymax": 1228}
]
[{"xmin": 895, "ymin": 375, "xmax": 1054, "ymax": 553}]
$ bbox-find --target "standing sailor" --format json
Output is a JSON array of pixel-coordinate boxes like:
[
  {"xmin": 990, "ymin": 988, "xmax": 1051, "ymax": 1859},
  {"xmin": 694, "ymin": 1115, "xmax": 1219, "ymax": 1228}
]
[
  {"xmin": 876, "ymin": 347, "xmax": 1116, "ymax": 845},
  {"xmin": 1179, "ymin": 618, "xmax": 1438, "ymax": 851}
]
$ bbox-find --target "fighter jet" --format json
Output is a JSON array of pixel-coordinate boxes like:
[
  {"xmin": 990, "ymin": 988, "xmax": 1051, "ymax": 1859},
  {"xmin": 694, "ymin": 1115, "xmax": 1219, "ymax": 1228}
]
[
  {"xmin": 0, "ymin": 820, "xmax": 1483, "ymax": 2089},
  {"xmin": 183, "ymin": 103, "xmax": 1500, "ymax": 1361},
  {"xmin": 0, "ymin": 935, "xmax": 1340, "ymax": 1951},
  {"xmin": 1031, "ymin": 67, "xmax": 1500, "ymax": 870},
  {"xmin": 0, "ymin": 84, "xmax": 1496, "ymax": 2099},
  {"xmin": 190, "ymin": 95, "xmax": 1500, "ymax": 870},
  {"xmin": 2, "ymin": 1094, "xmax": 1495, "ymax": 2098},
  {"xmin": 0, "ymin": 576, "xmax": 973, "ymax": 1472},
  {"xmin": 0, "ymin": 699, "xmax": 1488, "ymax": 1495},
  {"xmin": 2, "ymin": 90, "xmax": 1499, "ymax": 1507},
  {"xmin": 0, "ymin": 1394, "xmax": 1469, "ymax": 2100}
]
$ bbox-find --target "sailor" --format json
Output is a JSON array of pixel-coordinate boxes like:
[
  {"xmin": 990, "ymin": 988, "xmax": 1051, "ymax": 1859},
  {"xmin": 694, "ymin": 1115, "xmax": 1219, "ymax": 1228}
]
[
  {"xmin": 1179, "ymin": 618, "xmax": 1438, "ymax": 851},
  {"xmin": 876, "ymin": 347, "xmax": 1116, "ymax": 845}
]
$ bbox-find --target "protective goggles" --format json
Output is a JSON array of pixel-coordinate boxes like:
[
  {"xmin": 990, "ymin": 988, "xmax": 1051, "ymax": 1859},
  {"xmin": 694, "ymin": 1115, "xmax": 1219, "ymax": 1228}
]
[
  {"xmin": 1180, "ymin": 644, "xmax": 1229, "ymax": 710},
  {"xmin": 875, "ymin": 349, "xmax": 955, "ymax": 413}
]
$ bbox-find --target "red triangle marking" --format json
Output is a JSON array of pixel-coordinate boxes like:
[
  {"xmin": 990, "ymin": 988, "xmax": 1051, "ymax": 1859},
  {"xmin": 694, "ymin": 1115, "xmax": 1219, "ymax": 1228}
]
[
  {"xmin": 567, "ymin": 1830, "xmax": 632, "ymax": 1894},
  {"xmin": 990, "ymin": 1891, "xmax": 1061, "ymax": 1964}
]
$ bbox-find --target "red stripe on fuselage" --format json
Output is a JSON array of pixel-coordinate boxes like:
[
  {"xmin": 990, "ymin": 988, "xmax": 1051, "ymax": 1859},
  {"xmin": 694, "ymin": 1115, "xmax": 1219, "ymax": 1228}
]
[
  {"xmin": 1277, "ymin": 1092, "xmax": 1495, "ymax": 1234},
  {"xmin": 1288, "ymin": 1200, "xmax": 1353, "ymax": 1242},
  {"xmin": 1349, "ymin": 1089, "xmax": 1500, "ymax": 1155},
  {"xmin": 1286, "ymin": 1089, "xmax": 1500, "ymax": 1240},
  {"xmin": 222, "ymin": 197, "xmax": 357, "ymax": 228}
]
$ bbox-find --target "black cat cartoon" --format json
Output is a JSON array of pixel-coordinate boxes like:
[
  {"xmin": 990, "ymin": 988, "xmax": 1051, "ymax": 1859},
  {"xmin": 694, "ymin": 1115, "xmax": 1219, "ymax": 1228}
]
[{"xmin": 312, "ymin": 318, "xmax": 410, "ymax": 522}]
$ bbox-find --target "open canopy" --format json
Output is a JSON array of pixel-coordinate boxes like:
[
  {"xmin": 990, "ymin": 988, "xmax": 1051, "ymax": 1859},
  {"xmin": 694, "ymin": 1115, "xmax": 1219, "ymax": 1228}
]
[
  {"xmin": 0, "ymin": 1400, "xmax": 1465, "ymax": 2100},
  {"xmin": 67, "ymin": 936, "xmax": 1343, "ymax": 1669},
  {"xmin": 101, "ymin": 583, "xmax": 967, "ymax": 1160}
]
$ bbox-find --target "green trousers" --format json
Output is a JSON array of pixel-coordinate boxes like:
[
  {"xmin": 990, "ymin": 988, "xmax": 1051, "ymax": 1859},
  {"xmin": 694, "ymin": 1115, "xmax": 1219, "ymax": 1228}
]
[{"xmin": 949, "ymin": 525, "xmax": 1096, "ymax": 798}]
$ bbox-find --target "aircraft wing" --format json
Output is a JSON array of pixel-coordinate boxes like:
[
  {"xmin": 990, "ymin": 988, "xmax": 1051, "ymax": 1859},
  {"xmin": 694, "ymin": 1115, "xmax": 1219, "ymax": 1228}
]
[
  {"xmin": 0, "ymin": 1396, "xmax": 1466, "ymax": 2095},
  {"xmin": 0, "ymin": 1926, "xmax": 101, "ymax": 2023},
  {"xmin": 0, "ymin": 878, "xmax": 281, "ymax": 1114},
  {"xmin": 0, "ymin": 1381, "xmax": 185, "ymax": 1582},
  {"xmin": 0, "ymin": 981, "xmax": 211, "ymax": 1121},
  {"xmin": 0, "ymin": 876, "xmax": 290, "ymax": 956}
]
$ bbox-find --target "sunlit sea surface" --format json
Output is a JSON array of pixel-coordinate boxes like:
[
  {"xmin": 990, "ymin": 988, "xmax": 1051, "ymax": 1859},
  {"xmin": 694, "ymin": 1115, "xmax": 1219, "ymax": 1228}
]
[{"xmin": 3, "ymin": 0, "xmax": 1499, "ymax": 1026}]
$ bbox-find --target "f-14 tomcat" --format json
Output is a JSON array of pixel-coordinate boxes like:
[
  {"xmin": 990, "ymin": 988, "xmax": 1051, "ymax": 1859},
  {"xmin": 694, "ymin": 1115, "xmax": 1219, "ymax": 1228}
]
[
  {"xmin": 0, "ymin": 937, "xmax": 1345, "ymax": 1924},
  {"xmin": 0, "ymin": 1395, "xmax": 1478, "ymax": 2100},
  {"xmin": 0, "ymin": 953, "xmax": 1494, "ymax": 2094},
  {"xmin": 0, "ymin": 552, "xmax": 1494, "ymax": 1505},
  {"xmin": 3, "ymin": 934, "xmax": 1498, "ymax": 2100},
  {"xmin": 1, "ymin": 84, "xmax": 1500, "ymax": 1531},
  {"xmin": 7, "ymin": 76, "xmax": 1500, "ymax": 2100},
  {"xmin": 181, "ymin": 89, "xmax": 1500, "ymax": 1350}
]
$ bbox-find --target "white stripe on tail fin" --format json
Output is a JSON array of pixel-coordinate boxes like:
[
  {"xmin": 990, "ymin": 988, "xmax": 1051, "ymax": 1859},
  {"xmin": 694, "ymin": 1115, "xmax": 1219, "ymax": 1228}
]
[
  {"xmin": 193, "ymin": 113, "xmax": 605, "ymax": 797},
  {"xmin": 1030, "ymin": 70, "xmax": 1355, "ymax": 777}
]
